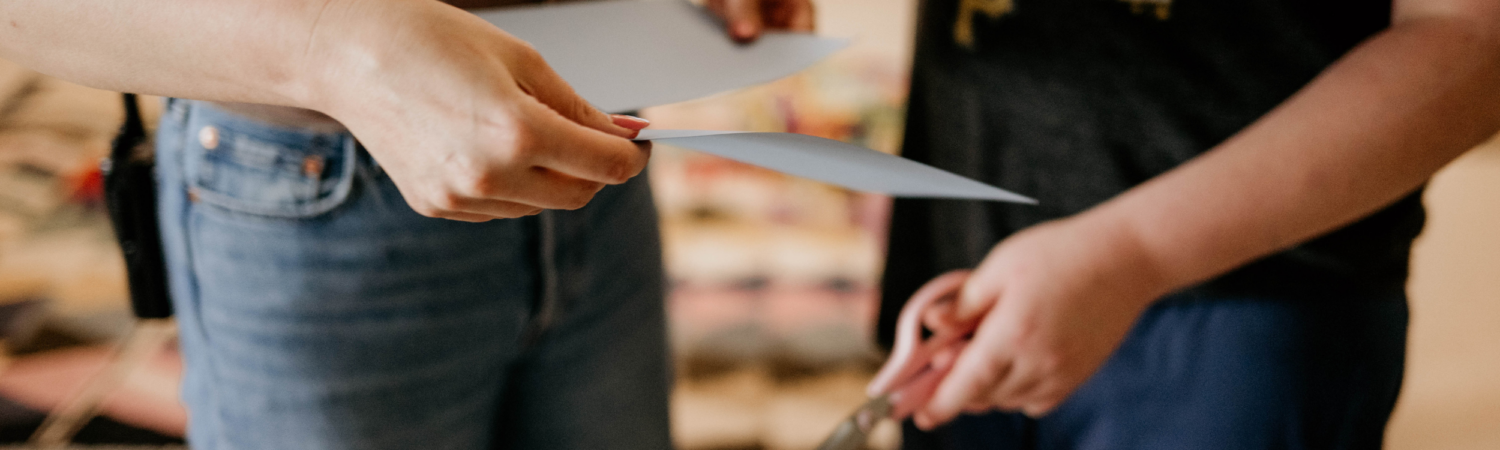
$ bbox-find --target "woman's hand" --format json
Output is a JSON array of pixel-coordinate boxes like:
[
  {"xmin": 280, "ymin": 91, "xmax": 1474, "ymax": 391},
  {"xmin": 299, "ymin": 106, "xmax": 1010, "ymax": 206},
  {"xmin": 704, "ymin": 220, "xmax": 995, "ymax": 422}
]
[
  {"xmin": 705, "ymin": 0, "xmax": 817, "ymax": 42},
  {"xmin": 910, "ymin": 218, "xmax": 1171, "ymax": 429},
  {"xmin": 303, "ymin": 0, "xmax": 651, "ymax": 221}
]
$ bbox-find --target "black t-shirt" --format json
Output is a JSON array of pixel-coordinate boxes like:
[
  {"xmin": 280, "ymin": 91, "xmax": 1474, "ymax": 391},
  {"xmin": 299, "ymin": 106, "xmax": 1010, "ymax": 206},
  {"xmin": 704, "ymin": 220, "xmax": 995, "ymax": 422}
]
[{"xmin": 880, "ymin": 0, "xmax": 1424, "ymax": 346}]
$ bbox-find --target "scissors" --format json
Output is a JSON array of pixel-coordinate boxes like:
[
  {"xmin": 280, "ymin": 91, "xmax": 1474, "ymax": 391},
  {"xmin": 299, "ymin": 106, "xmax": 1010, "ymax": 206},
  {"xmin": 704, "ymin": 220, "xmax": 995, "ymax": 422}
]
[{"xmin": 815, "ymin": 272, "xmax": 973, "ymax": 450}]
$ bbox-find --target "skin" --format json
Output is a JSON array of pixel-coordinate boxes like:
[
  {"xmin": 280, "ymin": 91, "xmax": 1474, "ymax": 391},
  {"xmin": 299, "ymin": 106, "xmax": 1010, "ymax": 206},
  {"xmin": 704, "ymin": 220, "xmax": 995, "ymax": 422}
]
[
  {"xmin": 0, "ymin": 0, "xmax": 810, "ymax": 438},
  {"xmin": 909, "ymin": 0, "xmax": 1500, "ymax": 429},
  {"xmin": 707, "ymin": 0, "xmax": 817, "ymax": 42},
  {"xmin": 0, "ymin": 0, "xmax": 812, "ymax": 221}
]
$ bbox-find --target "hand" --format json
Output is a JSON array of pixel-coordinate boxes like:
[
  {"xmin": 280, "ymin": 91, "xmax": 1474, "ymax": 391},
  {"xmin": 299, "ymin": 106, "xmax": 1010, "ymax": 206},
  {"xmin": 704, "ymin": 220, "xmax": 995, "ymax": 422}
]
[
  {"xmin": 910, "ymin": 218, "xmax": 1171, "ymax": 429},
  {"xmin": 705, "ymin": 0, "xmax": 816, "ymax": 42},
  {"xmin": 303, "ymin": 0, "xmax": 651, "ymax": 222}
]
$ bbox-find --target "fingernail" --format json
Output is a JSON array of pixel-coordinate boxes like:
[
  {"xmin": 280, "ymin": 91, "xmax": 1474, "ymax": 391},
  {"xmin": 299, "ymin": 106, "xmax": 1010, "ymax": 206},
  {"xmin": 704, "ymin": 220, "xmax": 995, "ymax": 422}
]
[{"xmin": 611, "ymin": 114, "xmax": 651, "ymax": 130}]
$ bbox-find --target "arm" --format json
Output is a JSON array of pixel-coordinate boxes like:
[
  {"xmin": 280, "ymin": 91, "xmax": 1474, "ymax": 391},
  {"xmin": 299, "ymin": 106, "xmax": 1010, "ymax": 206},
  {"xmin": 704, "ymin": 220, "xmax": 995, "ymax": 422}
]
[
  {"xmin": 914, "ymin": 0, "xmax": 1500, "ymax": 427},
  {"xmin": 0, "ymin": 0, "xmax": 329, "ymax": 107},
  {"xmin": 1104, "ymin": 0, "xmax": 1500, "ymax": 293},
  {"xmin": 0, "ymin": 0, "xmax": 648, "ymax": 221}
]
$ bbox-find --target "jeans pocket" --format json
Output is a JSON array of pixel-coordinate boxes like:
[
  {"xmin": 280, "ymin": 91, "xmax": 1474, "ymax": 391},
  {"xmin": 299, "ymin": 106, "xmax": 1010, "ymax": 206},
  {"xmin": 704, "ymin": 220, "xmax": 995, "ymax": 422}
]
[{"xmin": 182, "ymin": 103, "xmax": 357, "ymax": 219}]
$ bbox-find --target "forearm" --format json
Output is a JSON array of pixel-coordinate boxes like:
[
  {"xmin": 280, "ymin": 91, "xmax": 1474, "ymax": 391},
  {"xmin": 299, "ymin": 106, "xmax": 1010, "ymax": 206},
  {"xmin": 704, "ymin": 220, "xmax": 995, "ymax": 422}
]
[
  {"xmin": 0, "ymin": 0, "xmax": 344, "ymax": 108},
  {"xmin": 1087, "ymin": 13, "xmax": 1500, "ymax": 295}
]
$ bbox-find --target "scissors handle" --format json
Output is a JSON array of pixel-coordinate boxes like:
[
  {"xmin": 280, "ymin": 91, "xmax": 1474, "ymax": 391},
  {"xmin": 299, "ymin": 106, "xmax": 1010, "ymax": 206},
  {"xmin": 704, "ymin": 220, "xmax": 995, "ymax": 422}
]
[
  {"xmin": 886, "ymin": 339, "xmax": 967, "ymax": 419},
  {"xmin": 867, "ymin": 271, "xmax": 973, "ymax": 419}
]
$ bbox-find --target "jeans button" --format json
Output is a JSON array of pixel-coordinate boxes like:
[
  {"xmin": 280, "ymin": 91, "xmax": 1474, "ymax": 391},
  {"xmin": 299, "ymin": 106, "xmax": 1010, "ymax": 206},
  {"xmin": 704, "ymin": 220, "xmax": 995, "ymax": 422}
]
[
  {"xmin": 302, "ymin": 155, "xmax": 325, "ymax": 178},
  {"xmin": 199, "ymin": 126, "xmax": 220, "ymax": 150}
]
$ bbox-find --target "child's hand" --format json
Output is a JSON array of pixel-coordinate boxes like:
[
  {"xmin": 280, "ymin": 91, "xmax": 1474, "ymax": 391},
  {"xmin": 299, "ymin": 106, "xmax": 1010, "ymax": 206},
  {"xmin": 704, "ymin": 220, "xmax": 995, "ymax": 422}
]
[{"xmin": 912, "ymin": 218, "xmax": 1170, "ymax": 429}]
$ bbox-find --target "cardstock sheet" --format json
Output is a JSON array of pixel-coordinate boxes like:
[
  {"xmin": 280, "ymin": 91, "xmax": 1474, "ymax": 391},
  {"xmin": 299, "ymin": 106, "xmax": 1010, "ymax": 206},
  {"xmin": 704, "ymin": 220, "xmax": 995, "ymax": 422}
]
[
  {"xmin": 478, "ymin": 1, "xmax": 1034, "ymax": 203},
  {"xmin": 637, "ymin": 130, "xmax": 1036, "ymax": 203},
  {"xmin": 476, "ymin": 0, "xmax": 849, "ymax": 113}
]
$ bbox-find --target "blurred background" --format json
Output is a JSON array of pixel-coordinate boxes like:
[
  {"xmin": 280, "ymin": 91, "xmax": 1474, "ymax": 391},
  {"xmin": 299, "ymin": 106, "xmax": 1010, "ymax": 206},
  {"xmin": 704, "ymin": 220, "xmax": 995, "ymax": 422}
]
[{"xmin": 0, "ymin": 0, "xmax": 1497, "ymax": 448}]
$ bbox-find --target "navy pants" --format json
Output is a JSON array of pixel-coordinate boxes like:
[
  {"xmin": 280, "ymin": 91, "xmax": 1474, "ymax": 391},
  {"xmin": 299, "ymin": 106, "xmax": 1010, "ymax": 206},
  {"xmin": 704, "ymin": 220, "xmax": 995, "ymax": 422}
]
[{"xmin": 902, "ymin": 293, "xmax": 1408, "ymax": 450}]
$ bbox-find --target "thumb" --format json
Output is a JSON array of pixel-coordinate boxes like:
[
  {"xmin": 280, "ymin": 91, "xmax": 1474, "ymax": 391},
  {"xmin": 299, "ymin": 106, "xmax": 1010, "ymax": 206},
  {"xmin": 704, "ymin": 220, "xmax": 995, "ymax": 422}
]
[
  {"xmin": 724, "ymin": 0, "xmax": 765, "ymax": 42},
  {"xmin": 954, "ymin": 271, "xmax": 1003, "ymax": 323}
]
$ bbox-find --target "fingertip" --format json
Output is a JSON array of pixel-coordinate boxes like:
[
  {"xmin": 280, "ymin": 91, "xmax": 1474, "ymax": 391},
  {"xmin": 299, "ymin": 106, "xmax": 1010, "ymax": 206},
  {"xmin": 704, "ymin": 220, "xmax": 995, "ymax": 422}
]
[
  {"xmin": 912, "ymin": 413, "xmax": 933, "ymax": 431},
  {"xmin": 792, "ymin": 6, "xmax": 817, "ymax": 31},
  {"xmin": 920, "ymin": 393, "xmax": 959, "ymax": 429},
  {"xmin": 733, "ymin": 21, "xmax": 760, "ymax": 41},
  {"xmin": 917, "ymin": 406, "xmax": 956, "ymax": 431}
]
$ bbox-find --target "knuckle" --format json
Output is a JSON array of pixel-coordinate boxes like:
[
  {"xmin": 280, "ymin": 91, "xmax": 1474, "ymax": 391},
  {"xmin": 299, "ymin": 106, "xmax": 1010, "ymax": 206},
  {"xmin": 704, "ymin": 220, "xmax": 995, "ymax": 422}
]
[
  {"xmin": 461, "ymin": 173, "xmax": 502, "ymax": 197},
  {"xmin": 600, "ymin": 163, "xmax": 628, "ymax": 185},
  {"xmin": 439, "ymin": 155, "xmax": 503, "ymax": 198},
  {"xmin": 562, "ymin": 182, "xmax": 603, "ymax": 210},
  {"xmin": 576, "ymin": 101, "xmax": 604, "ymax": 124},
  {"xmin": 971, "ymin": 358, "xmax": 1004, "ymax": 388},
  {"xmin": 510, "ymin": 42, "xmax": 544, "ymax": 66},
  {"xmin": 1006, "ymin": 318, "xmax": 1040, "ymax": 349},
  {"xmin": 501, "ymin": 126, "xmax": 538, "ymax": 162},
  {"xmin": 411, "ymin": 203, "xmax": 444, "ymax": 219},
  {"xmin": 1024, "ymin": 401, "xmax": 1059, "ymax": 418},
  {"xmin": 606, "ymin": 153, "xmax": 645, "ymax": 184},
  {"xmin": 409, "ymin": 191, "xmax": 452, "ymax": 218},
  {"xmin": 432, "ymin": 191, "xmax": 465, "ymax": 212},
  {"xmin": 563, "ymin": 194, "xmax": 591, "ymax": 210},
  {"xmin": 1036, "ymin": 354, "xmax": 1065, "ymax": 376},
  {"xmin": 483, "ymin": 115, "xmax": 533, "ymax": 162},
  {"xmin": 502, "ymin": 206, "xmax": 542, "ymax": 219},
  {"xmin": 994, "ymin": 397, "xmax": 1024, "ymax": 411}
]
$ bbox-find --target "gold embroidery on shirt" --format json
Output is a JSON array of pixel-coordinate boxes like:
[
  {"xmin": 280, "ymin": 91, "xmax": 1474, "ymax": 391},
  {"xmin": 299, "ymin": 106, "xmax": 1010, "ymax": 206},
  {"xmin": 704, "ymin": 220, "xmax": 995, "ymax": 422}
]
[
  {"xmin": 1119, "ymin": 0, "xmax": 1172, "ymax": 20},
  {"xmin": 953, "ymin": 0, "xmax": 1174, "ymax": 49},
  {"xmin": 953, "ymin": 0, "xmax": 1014, "ymax": 48}
]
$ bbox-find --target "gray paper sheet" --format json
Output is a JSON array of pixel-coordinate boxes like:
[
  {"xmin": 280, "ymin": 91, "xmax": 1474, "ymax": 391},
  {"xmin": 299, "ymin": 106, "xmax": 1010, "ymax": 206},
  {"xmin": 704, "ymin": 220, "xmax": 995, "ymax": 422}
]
[
  {"xmin": 476, "ymin": 0, "xmax": 848, "ymax": 113},
  {"xmin": 478, "ymin": 1, "xmax": 1033, "ymax": 203},
  {"xmin": 637, "ymin": 130, "xmax": 1037, "ymax": 203}
]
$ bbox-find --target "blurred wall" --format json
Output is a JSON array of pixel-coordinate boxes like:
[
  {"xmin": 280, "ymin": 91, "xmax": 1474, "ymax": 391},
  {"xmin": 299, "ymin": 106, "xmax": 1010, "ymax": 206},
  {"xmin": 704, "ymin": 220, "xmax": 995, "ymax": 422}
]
[{"xmin": 1388, "ymin": 141, "xmax": 1500, "ymax": 449}]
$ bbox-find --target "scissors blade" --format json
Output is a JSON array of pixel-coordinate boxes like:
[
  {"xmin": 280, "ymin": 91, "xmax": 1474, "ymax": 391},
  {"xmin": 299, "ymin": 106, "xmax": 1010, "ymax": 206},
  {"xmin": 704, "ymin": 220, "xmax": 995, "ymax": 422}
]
[{"xmin": 815, "ymin": 395, "xmax": 893, "ymax": 450}]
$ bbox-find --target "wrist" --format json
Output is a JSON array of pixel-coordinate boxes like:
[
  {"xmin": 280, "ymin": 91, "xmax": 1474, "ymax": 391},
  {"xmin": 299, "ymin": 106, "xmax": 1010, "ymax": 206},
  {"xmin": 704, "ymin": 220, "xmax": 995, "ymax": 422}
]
[
  {"xmin": 292, "ymin": 0, "xmax": 370, "ymax": 116},
  {"xmin": 295, "ymin": 0, "xmax": 487, "ymax": 122},
  {"xmin": 1065, "ymin": 209, "xmax": 1179, "ymax": 307},
  {"xmin": 294, "ymin": 0, "xmax": 427, "ymax": 118}
]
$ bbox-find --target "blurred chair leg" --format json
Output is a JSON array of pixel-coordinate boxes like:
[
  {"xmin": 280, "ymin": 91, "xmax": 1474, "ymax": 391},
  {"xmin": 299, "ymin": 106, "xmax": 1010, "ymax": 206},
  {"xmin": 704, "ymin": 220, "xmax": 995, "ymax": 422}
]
[{"xmin": 28, "ymin": 318, "xmax": 175, "ymax": 448}]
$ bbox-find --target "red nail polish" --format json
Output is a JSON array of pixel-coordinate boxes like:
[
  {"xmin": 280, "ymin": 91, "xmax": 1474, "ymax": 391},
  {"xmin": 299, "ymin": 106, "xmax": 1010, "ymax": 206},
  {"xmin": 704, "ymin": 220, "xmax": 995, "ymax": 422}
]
[{"xmin": 611, "ymin": 114, "xmax": 651, "ymax": 130}]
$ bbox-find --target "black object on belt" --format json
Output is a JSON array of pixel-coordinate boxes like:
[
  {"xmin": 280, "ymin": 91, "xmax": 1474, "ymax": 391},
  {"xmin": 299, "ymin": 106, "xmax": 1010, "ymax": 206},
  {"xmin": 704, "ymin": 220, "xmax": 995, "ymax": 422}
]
[{"xmin": 103, "ymin": 93, "xmax": 173, "ymax": 319}]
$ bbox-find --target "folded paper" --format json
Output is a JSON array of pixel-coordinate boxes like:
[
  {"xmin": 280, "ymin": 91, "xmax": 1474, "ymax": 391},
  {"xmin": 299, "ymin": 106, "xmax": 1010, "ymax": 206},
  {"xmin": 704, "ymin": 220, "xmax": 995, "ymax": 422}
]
[
  {"xmin": 477, "ymin": 0, "xmax": 848, "ymax": 113},
  {"xmin": 479, "ymin": 1, "xmax": 1034, "ymax": 203},
  {"xmin": 637, "ymin": 130, "xmax": 1036, "ymax": 203}
]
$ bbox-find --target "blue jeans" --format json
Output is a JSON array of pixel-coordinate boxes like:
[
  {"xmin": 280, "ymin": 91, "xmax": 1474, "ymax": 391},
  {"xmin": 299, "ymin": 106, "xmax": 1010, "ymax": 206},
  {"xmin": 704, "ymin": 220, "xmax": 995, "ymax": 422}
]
[
  {"xmin": 900, "ymin": 292, "xmax": 1409, "ymax": 450},
  {"xmin": 154, "ymin": 99, "xmax": 672, "ymax": 450}
]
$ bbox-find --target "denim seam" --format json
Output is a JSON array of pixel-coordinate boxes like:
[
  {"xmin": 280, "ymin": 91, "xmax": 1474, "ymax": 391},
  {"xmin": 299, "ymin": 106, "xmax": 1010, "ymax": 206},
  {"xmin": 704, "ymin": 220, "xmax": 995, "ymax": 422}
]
[
  {"xmin": 523, "ymin": 210, "xmax": 560, "ymax": 348},
  {"xmin": 165, "ymin": 98, "xmax": 226, "ymax": 448}
]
